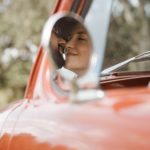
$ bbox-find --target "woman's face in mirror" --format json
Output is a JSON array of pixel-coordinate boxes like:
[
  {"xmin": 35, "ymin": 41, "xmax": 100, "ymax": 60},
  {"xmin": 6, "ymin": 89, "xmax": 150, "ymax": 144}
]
[
  {"xmin": 50, "ymin": 17, "xmax": 92, "ymax": 77},
  {"xmin": 64, "ymin": 24, "xmax": 92, "ymax": 76}
]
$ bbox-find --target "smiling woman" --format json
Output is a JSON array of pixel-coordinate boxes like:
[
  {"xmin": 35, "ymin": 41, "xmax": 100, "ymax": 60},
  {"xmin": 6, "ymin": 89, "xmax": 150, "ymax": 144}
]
[
  {"xmin": 50, "ymin": 16, "xmax": 92, "ymax": 79},
  {"xmin": 64, "ymin": 22, "xmax": 92, "ymax": 77}
]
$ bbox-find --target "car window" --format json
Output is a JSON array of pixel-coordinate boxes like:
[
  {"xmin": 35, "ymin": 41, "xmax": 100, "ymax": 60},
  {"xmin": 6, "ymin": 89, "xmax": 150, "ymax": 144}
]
[
  {"xmin": 103, "ymin": 0, "xmax": 150, "ymax": 72},
  {"xmin": 0, "ymin": 0, "xmax": 56, "ymax": 106},
  {"xmin": 119, "ymin": 60, "xmax": 150, "ymax": 72}
]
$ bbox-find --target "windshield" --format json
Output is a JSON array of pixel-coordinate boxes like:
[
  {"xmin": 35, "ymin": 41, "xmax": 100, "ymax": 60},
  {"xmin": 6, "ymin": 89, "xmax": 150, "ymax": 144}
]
[
  {"xmin": 120, "ymin": 61, "xmax": 150, "ymax": 72},
  {"xmin": 103, "ymin": 0, "xmax": 150, "ymax": 73}
]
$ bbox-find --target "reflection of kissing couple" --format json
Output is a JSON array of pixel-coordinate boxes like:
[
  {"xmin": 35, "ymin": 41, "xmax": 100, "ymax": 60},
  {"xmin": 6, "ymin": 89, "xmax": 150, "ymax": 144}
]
[{"xmin": 51, "ymin": 17, "xmax": 92, "ymax": 79}]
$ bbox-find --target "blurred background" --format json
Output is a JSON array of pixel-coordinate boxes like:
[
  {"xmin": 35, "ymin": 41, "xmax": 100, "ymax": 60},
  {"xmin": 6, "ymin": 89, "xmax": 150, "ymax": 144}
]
[
  {"xmin": 0, "ymin": 0, "xmax": 55, "ymax": 106},
  {"xmin": 104, "ymin": 0, "xmax": 150, "ymax": 68},
  {"xmin": 0, "ymin": 0, "xmax": 150, "ymax": 106}
]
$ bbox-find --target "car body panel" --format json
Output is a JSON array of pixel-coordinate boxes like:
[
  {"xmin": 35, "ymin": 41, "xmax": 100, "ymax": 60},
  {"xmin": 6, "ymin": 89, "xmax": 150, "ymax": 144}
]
[
  {"xmin": 101, "ymin": 73, "xmax": 150, "ymax": 89},
  {"xmin": 1, "ymin": 87, "xmax": 150, "ymax": 150}
]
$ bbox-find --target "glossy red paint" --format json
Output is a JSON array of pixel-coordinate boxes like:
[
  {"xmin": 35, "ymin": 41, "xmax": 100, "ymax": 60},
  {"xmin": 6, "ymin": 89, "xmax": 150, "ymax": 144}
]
[
  {"xmin": 24, "ymin": 46, "xmax": 44, "ymax": 99},
  {"xmin": 101, "ymin": 74, "xmax": 150, "ymax": 89},
  {"xmin": 1, "ymin": 87, "xmax": 150, "ymax": 149},
  {"xmin": 57, "ymin": 0, "xmax": 74, "ymax": 12}
]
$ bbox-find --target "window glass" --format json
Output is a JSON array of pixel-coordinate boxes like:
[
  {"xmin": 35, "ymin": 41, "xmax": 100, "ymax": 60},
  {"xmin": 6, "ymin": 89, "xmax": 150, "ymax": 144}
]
[{"xmin": 104, "ymin": 0, "xmax": 150, "ymax": 72}]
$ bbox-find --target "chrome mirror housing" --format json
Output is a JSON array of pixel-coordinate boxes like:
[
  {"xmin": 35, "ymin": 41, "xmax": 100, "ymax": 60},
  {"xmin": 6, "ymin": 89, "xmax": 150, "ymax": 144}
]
[{"xmin": 41, "ymin": 9, "xmax": 111, "ymax": 102}]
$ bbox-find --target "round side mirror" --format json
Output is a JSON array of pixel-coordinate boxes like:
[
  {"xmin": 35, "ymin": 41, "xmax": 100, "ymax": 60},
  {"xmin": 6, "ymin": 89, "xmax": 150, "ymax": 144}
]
[
  {"xmin": 42, "ymin": 12, "xmax": 92, "ymax": 80},
  {"xmin": 51, "ymin": 16, "xmax": 92, "ymax": 79},
  {"xmin": 41, "ymin": 12, "xmax": 104, "ymax": 102}
]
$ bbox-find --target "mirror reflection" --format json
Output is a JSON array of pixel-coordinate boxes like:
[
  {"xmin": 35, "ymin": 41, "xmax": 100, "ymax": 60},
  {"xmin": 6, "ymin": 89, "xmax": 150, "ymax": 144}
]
[{"xmin": 50, "ymin": 16, "xmax": 92, "ymax": 79}]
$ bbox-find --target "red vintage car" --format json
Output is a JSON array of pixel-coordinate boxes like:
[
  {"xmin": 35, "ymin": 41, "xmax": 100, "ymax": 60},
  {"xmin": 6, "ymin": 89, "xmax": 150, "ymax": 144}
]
[{"xmin": 0, "ymin": 0, "xmax": 150, "ymax": 150}]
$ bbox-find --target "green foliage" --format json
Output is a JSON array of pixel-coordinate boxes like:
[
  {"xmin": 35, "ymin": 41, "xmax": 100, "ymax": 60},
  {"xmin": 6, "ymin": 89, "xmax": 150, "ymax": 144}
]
[
  {"xmin": 0, "ymin": 0, "xmax": 53, "ymax": 106},
  {"xmin": 103, "ymin": 0, "xmax": 150, "ymax": 68}
]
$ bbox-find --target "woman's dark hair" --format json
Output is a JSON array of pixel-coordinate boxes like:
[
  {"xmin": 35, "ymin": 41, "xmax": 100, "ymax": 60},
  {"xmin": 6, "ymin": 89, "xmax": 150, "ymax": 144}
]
[
  {"xmin": 51, "ymin": 17, "xmax": 79, "ymax": 68},
  {"xmin": 53, "ymin": 16, "xmax": 79, "ymax": 41}
]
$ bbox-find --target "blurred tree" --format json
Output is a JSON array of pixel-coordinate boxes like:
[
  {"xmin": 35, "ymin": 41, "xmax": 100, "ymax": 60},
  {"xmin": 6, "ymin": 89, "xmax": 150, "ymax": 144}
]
[
  {"xmin": 0, "ymin": 0, "xmax": 54, "ymax": 106},
  {"xmin": 103, "ymin": 0, "xmax": 150, "ymax": 69}
]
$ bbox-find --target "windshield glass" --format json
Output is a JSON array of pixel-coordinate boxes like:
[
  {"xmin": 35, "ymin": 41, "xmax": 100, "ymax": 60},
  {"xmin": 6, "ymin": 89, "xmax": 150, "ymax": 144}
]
[
  {"xmin": 103, "ymin": 0, "xmax": 150, "ymax": 72},
  {"xmin": 119, "ymin": 60, "xmax": 150, "ymax": 72}
]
